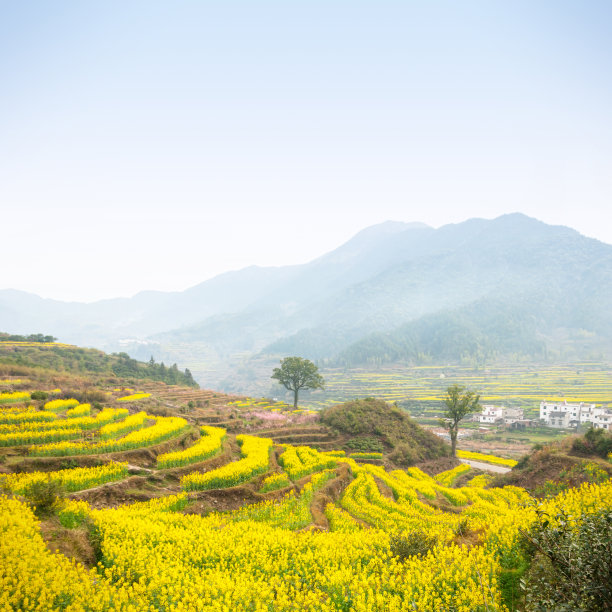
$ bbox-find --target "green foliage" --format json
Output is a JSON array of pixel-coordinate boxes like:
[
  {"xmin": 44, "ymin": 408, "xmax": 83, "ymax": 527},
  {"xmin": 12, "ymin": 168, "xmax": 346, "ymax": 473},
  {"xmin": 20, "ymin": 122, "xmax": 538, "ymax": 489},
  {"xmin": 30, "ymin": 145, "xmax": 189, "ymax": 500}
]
[
  {"xmin": 534, "ymin": 462, "xmax": 610, "ymax": 498},
  {"xmin": 572, "ymin": 427, "xmax": 612, "ymax": 459},
  {"xmin": 440, "ymin": 385, "xmax": 480, "ymax": 456},
  {"xmin": 345, "ymin": 437, "xmax": 383, "ymax": 453},
  {"xmin": 521, "ymin": 509, "xmax": 612, "ymax": 611},
  {"xmin": 30, "ymin": 390, "xmax": 49, "ymax": 400},
  {"xmin": 118, "ymin": 353, "xmax": 197, "ymax": 387},
  {"xmin": 389, "ymin": 529, "xmax": 437, "ymax": 561},
  {"xmin": 0, "ymin": 332, "xmax": 56, "ymax": 343},
  {"xmin": 271, "ymin": 356, "xmax": 324, "ymax": 408},
  {"xmin": 388, "ymin": 443, "xmax": 419, "ymax": 466},
  {"xmin": 452, "ymin": 517, "xmax": 470, "ymax": 537},
  {"xmin": 499, "ymin": 560, "xmax": 529, "ymax": 612},
  {"xmin": 336, "ymin": 298, "xmax": 549, "ymax": 367},
  {"xmin": 0, "ymin": 343, "xmax": 198, "ymax": 388},
  {"xmin": 320, "ymin": 397, "xmax": 450, "ymax": 461},
  {"xmin": 20, "ymin": 478, "xmax": 66, "ymax": 518}
]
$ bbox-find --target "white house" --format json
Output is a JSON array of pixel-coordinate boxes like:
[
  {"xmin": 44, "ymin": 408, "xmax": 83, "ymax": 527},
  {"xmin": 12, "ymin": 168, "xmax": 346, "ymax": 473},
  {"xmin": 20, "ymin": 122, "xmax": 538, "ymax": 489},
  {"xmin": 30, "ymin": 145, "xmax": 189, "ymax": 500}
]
[
  {"xmin": 539, "ymin": 400, "xmax": 612, "ymax": 429},
  {"xmin": 477, "ymin": 405, "xmax": 524, "ymax": 425},
  {"xmin": 592, "ymin": 408, "xmax": 612, "ymax": 430},
  {"xmin": 547, "ymin": 411, "xmax": 572, "ymax": 428},
  {"xmin": 478, "ymin": 405, "xmax": 504, "ymax": 424},
  {"xmin": 503, "ymin": 407, "xmax": 524, "ymax": 425}
]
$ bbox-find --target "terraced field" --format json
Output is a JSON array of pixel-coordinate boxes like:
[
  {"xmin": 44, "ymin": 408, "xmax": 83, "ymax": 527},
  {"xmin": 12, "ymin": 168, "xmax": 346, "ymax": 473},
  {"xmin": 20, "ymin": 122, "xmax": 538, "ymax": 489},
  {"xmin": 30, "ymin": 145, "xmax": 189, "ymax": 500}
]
[
  {"xmin": 1, "ymin": 382, "xmax": 611, "ymax": 610},
  {"xmin": 309, "ymin": 362, "xmax": 612, "ymax": 419}
]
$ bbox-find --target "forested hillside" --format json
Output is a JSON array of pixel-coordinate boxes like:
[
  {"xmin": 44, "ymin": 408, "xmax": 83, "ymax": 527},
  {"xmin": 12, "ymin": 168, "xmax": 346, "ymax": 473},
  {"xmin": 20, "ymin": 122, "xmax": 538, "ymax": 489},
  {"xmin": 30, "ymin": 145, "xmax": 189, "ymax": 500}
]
[
  {"xmin": 3, "ymin": 214, "xmax": 612, "ymax": 388},
  {"xmin": 0, "ymin": 338, "xmax": 198, "ymax": 388}
]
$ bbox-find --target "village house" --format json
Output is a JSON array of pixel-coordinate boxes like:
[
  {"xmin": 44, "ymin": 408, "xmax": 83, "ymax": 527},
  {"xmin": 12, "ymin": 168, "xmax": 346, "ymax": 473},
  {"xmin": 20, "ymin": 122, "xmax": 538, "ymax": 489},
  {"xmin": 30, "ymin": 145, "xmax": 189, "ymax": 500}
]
[
  {"xmin": 476, "ymin": 405, "xmax": 524, "ymax": 426},
  {"xmin": 539, "ymin": 400, "xmax": 612, "ymax": 429}
]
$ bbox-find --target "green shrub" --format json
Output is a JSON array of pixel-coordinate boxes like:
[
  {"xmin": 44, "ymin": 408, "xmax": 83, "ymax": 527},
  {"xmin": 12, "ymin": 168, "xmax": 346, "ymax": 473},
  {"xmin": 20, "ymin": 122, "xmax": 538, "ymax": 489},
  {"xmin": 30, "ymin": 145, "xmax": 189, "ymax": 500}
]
[
  {"xmin": 389, "ymin": 443, "xmax": 418, "ymax": 466},
  {"xmin": 521, "ymin": 508, "xmax": 612, "ymax": 611},
  {"xmin": 345, "ymin": 437, "xmax": 383, "ymax": 453},
  {"xmin": 389, "ymin": 530, "xmax": 437, "ymax": 561},
  {"xmin": 452, "ymin": 517, "xmax": 470, "ymax": 537},
  {"xmin": 572, "ymin": 427, "xmax": 612, "ymax": 459},
  {"xmin": 321, "ymin": 398, "xmax": 450, "ymax": 461},
  {"xmin": 20, "ymin": 478, "xmax": 65, "ymax": 517},
  {"xmin": 30, "ymin": 390, "xmax": 48, "ymax": 401}
]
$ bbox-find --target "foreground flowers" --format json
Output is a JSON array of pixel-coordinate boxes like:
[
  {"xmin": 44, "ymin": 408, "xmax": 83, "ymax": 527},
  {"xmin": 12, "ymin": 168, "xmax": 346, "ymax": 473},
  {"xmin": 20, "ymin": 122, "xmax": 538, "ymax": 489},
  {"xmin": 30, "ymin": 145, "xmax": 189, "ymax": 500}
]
[{"xmin": 1, "ymin": 419, "xmax": 610, "ymax": 611}]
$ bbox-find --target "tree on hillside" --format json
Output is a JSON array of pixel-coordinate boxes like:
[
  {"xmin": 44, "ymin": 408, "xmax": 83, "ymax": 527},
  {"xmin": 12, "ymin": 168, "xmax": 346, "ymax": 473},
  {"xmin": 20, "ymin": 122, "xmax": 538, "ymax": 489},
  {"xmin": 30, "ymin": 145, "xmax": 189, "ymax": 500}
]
[
  {"xmin": 440, "ymin": 384, "xmax": 480, "ymax": 457},
  {"xmin": 271, "ymin": 356, "xmax": 324, "ymax": 408}
]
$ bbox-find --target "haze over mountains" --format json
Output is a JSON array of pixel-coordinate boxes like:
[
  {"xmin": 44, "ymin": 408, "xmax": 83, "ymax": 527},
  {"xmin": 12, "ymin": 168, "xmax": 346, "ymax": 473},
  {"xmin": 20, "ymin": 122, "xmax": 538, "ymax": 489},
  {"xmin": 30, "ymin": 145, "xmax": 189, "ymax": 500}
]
[{"xmin": 3, "ymin": 213, "xmax": 612, "ymax": 391}]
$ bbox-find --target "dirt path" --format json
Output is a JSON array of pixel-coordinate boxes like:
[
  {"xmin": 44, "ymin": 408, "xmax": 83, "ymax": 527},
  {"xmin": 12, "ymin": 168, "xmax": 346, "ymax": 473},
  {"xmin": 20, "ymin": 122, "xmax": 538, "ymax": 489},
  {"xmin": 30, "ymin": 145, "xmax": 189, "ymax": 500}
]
[{"xmin": 459, "ymin": 459, "xmax": 511, "ymax": 474}]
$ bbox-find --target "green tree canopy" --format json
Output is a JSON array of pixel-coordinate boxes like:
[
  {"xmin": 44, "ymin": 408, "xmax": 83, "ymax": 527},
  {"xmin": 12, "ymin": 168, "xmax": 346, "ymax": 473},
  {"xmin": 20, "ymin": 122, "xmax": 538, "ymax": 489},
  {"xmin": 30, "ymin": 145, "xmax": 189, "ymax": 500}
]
[
  {"xmin": 440, "ymin": 384, "xmax": 480, "ymax": 456},
  {"xmin": 271, "ymin": 356, "xmax": 324, "ymax": 408}
]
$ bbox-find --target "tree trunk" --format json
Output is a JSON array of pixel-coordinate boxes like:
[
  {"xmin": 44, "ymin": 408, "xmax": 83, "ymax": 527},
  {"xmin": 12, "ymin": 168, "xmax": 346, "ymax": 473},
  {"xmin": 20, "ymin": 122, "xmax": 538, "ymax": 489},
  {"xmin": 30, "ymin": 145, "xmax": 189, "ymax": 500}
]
[
  {"xmin": 450, "ymin": 429, "xmax": 458, "ymax": 457},
  {"xmin": 293, "ymin": 388, "xmax": 299, "ymax": 409}
]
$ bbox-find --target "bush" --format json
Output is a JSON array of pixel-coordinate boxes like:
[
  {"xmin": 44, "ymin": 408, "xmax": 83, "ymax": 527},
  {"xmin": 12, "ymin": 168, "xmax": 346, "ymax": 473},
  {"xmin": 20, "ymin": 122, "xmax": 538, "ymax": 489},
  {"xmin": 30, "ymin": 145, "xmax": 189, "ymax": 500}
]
[
  {"xmin": 321, "ymin": 398, "xmax": 450, "ymax": 461},
  {"xmin": 30, "ymin": 391, "xmax": 48, "ymax": 401},
  {"xmin": 20, "ymin": 478, "xmax": 66, "ymax": 517},
  {"xmin": 585, "ymin": 427, "xmax": 612, "ymax": 459},
  {"xmin": 63, "ymin": 389, "xmax": 108, "ymax": 404},
  {"xmin": 452, "ymin": 517, "xmax": 470, "ymax": 537},
  {"xmin": 345, "ymin": 437, "xmax": 383, "ymax": 453},
  {"xmin": 515, "ymin": 453, "xmax": 530, "ymax": 470},
  {"xmin": 389, "ymin": 443, "xmax": 418, "ymax": 466},
  {"xmin": 572, "ymin": 427, "xmax": 612, "ymax": 459},
  {"xmin": 521, "ymin": 508, "xmax": 612, "ymax": 611},
  {"xmin": 389, "ymin": 529, "xmax": 437, "ymax": 561},
  {"xmin": 571, "ymin": 437, "xmax": 592, "ymax": 456}
]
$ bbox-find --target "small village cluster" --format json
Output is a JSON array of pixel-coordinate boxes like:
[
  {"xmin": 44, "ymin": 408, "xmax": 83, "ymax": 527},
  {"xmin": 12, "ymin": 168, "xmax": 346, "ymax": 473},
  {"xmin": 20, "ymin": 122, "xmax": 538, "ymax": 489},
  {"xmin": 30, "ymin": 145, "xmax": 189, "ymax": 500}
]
[{"xmin": 475, "ymin": 401, "xmax": 612, "ymax": 430}]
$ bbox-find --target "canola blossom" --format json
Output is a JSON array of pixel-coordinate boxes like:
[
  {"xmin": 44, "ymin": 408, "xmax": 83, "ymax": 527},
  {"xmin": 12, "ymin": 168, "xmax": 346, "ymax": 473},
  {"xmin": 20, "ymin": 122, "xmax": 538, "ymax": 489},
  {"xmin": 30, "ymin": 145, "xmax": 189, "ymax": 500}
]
[
  {"xmin": 99, "ymin": 411, "xmax": 150, "ymax": 439},
  {"xmin": 259, "ymin": 472, "xmax": 292, "ymax": 493},
  {"xmin": 457, "ymin": 449, "xmax": 518, "ymax": 467},
  {"xmin": 181, "ymin": 434, "xmax": 272, "ymax": 491},
  {"xmin": 0, "ymin": 391, "xmax": 30, "ymax": 404},
  {"xmin": 43, "ymin": 398, "xmax": 79, "ymax": 413},
  {"xmin": 434, "ymin": 463, "xmax": 472, "ymax": 487},
  {"xmin": 349, "ymin": 452, "xmax": 383, "ymax": 460},
  {"xmin": 157, "ymin": 425, "xmax": 226, "ymax": 469},
  {"xmin": 29, "ymin": 415, "xmax": 189, "ymax": 456},
  {"xmin": 66, "ymin": 403, "xmax": 91, "ymax": 418},
  {"xmin": 230, "ymin": 469, "xmax": 337, "ymax": 530},
  {"xmin": 0, "ymin": 461, "xmax": 128, "ymax": 495},
  {"xmin": 0, "ymin": 426, "xmax": 82, "ymax": 447},
  {"xmin": 0, "ymin": 436, "xmax": 610, "ymax": 611},
  {"xmin": 0, "ymin": 407, "xmax": 126, "ymax": 435},
  {"xmin": 279, "ymin": 444, "xmax": 339, "ymax": 480},
  {"xmin": 116, "ymin": 392, "xmax": 151, "ymax": 402},
  {"xmin": 0, "ymin": 408, "xmax": 128, "ymax": 447},
  {"xmin": 0, "ymin": 409, "xmax": 56, "ymax": 425}
]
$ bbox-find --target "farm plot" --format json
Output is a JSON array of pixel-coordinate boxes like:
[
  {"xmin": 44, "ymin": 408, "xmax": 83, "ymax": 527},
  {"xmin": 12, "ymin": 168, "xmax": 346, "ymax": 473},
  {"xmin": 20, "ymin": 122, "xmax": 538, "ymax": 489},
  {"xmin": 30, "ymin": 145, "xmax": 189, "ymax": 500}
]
[
  {"xmin": 2, "ymin": 435, "xmax": 609, "ymax": 611},
  {"xmin": 309, "ymin": 362, "xmax": 612, "ymax": 419}
]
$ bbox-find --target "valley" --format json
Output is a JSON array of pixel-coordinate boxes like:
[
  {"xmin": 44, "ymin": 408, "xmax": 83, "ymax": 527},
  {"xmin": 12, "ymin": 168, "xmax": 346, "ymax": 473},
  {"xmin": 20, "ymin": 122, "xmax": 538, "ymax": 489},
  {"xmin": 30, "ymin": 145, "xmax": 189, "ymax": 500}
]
[{"xmin": 1, "ymin": 341, "xmax": 611, "ymax": 610}]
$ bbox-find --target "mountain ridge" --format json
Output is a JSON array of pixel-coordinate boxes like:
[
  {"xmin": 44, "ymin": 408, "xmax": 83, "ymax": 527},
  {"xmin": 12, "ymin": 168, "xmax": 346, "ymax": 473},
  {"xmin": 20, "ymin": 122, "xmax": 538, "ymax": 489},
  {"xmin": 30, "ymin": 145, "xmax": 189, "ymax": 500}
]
[{"xmin": 2, "ymin": 213, "xmax": 611, "ymax": 389}]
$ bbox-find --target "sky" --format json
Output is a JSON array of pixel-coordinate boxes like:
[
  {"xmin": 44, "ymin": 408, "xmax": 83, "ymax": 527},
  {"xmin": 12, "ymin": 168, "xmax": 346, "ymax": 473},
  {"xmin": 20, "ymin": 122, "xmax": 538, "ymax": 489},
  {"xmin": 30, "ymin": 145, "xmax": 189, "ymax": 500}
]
[{"xmin": 1, "ymin": 1, "xmax": 611, "ymax": 302}]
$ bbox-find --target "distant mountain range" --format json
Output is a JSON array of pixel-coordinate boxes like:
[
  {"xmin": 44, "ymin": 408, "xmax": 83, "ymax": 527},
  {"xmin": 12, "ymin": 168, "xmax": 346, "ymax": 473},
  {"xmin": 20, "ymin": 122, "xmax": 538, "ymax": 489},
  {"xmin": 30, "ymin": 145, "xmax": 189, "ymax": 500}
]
[{"xmin": 3, "ymin": 213, "xmax": 612, "ymax": 391}]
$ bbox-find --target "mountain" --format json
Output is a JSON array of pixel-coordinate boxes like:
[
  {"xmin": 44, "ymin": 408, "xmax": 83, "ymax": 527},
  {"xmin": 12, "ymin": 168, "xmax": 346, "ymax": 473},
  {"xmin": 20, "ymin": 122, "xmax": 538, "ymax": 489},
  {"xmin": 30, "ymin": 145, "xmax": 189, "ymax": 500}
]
[{"xmin": 2, "ymin": 214, "xmax": 612, "ymax": 390}]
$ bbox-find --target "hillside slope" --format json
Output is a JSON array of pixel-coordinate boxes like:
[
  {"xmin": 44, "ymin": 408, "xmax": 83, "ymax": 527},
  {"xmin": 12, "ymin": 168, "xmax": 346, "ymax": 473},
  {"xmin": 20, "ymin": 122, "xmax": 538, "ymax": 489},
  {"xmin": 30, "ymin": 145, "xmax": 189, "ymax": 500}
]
[
  {"xmin": 3, "ymin": 214, "xmax": 612, "ymax": 388},
  {"xmin": 0, "ymin": 339, "xmax": 198, "ymax": 388},
  {"xmin": 320, "ymin": 397, "xmax": 451, "ymax": 465}
]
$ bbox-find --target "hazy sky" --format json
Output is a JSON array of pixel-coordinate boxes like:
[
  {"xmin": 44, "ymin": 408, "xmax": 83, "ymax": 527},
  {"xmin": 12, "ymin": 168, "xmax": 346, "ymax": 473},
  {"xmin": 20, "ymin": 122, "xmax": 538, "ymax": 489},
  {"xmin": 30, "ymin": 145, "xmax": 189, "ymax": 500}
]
[{"xmin": 1, "ymin": 1, "xmax": 611, "ymax": 302}]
